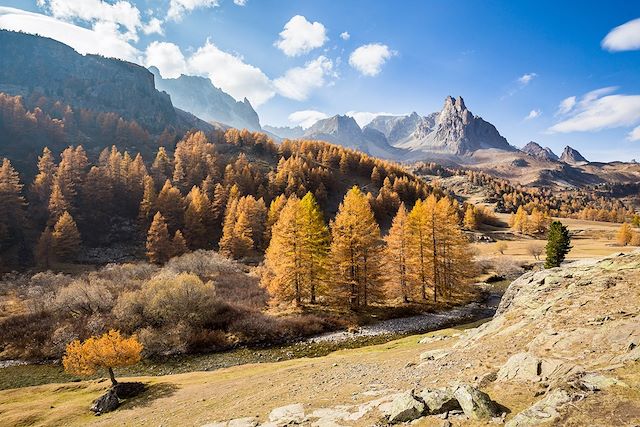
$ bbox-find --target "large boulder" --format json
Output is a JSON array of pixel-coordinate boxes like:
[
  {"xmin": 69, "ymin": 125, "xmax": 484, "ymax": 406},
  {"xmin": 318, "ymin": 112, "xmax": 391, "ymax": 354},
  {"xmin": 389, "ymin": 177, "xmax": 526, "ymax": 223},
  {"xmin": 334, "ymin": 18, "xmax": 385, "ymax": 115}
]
[
  {"xmin": 90, "ymin": 388, "xmax": 119, "ymax": 414},
  {"xmin": 387, "ymin": 390, "xmax": 426, "ymax": 424},
  {"xmin": 453, "ymin": 385, "xmax": 501, "ymax": 420},
  {"xmin": 418, "ymin": 387, "xmax": 461, "ymax": 415}
]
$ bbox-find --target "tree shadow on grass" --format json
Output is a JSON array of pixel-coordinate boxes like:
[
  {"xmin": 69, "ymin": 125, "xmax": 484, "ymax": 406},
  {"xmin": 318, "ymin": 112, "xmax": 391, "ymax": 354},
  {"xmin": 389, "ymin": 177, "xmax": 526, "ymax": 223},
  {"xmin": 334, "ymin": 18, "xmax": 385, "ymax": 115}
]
[{"xmin": 118, "ymin": 382, "xmax": 179, "ymax": 410}]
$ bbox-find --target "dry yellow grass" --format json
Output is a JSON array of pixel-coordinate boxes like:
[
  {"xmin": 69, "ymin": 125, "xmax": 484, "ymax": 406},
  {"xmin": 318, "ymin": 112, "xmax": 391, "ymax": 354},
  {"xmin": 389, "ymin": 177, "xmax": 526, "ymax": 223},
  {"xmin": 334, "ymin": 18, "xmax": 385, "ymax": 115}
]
[
  {"xmin": 473, "ymin": 215, "xmax": 638, "ymax": 261},
  {"xmin": 0, "ymin": 327, "xmax": 473, "ymax": 427}
]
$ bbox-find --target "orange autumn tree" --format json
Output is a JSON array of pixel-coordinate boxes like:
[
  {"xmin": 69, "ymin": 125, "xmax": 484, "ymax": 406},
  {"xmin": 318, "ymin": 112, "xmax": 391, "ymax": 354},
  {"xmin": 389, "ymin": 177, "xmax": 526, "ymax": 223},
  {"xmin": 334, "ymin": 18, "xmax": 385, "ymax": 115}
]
[{"xmin": 63, "ymin": 330, "xmax": 143, "ymax": 386}]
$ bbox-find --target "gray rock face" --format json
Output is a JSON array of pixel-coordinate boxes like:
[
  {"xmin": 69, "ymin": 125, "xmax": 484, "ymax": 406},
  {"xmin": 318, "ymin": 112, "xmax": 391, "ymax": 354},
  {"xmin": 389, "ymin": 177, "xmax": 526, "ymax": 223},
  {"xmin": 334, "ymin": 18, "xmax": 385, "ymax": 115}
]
[
  {"xmin": 560, "ymin": 146, "xmax": 589, "ymax": 165},
  {"xmin": 363, "ymin": 96, "xmax": 514, "ymax": 157},
  {"xmin": 453, "ymin": 385, "xmax": 501, "ymax": 420},
  {"xmin": 90, "ymin": 388, "xmax": 119, "ymax": 414},
  {"xmin": 304, "ymin": 115, "xmax": 403, "ymax": 158},
  {"xmin": 151, "ymin": 68, "xmax": 261, "ymax": 131},
  {"xmin": 419, "ymin": 96, "xmax": 513, "ymax": 155},
  {"xmin": 521, "ymin": 141, "xmax": 559, "ymax": 161},
  {"xmin": 0, "ymin": 30, "xmax": 177, "ymax": 134},
  {"xmin": 387, "ymin": 390, "xmax": 426, "ymax": 424}
]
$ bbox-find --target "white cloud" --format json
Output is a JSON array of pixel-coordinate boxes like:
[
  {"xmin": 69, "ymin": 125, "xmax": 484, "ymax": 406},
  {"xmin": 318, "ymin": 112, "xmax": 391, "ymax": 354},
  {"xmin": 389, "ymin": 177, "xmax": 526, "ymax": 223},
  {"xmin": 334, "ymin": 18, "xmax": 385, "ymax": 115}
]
[
  {"xmin": 233, "ymin": 0, "xmax": 247, "ymax": 5},
  {"xmin": 0, "ymin": 6, "xmax": 140, "ymax": 61},
  {"xmin": 37, "ymin": 0, "xmax": 149, "ymax": 41},
  {"xmin": 273, "ymin": 56, "xmax": 333, "ymax": 101},
  {"xmin": 288, "ymin": 110, "xmax": 328, "ymax": 129},
  {"xmin": 602, "ymin": 18, "xmax": 640, "ymax": 52},
  {"xmin": 525, "ymin": 109, "xmax": 541, "ymax": 120},
  {"xmin": 348, "ymin": 43, "xmax": 395, "ymax": 76},
  {"xmin": 628, "ymin": 125, "xmax": 640, "ymax": 142},
  {"xmin": 345, "ymin": 111, "xmax": 404, "ymax": 127},
  {"xmin": 185, "ymin": 39, "xmax": 275, "ymax": 106},
  {"xmin": 167, "ymin": 0, "xmax": 220, "ymax": 21},
  {"xmin": 142, "ymin": 17, "xmax": 164, "ymax": 35},
  {"xmin": 549, "ymin": 88, "xmax": 640, "ymax": 134},
  {"xmin": 144, "ymin": 41, "xmax": 186, "ymax": 78},
  {"xmin": 275, "ymin": 15, "xmax": 327, "ymax": 57},
  {"xmin": 556, "ymin": 96, "xmax": 576, "ymax": 115},
  {"xmin": 518, "ymin": 72, "xmax": 537, "ymax": 85},
  {"xmin": 340, "ymin": 31, "xmax": 350, "ymax": 40}
]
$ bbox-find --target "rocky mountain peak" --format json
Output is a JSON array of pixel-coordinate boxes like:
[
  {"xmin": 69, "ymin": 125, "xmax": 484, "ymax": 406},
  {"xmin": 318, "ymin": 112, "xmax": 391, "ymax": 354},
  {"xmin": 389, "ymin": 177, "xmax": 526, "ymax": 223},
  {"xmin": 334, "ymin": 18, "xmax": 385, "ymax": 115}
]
[
  {"xmin": 150, "ymin": 67, "xmax": 261, "ymax": 131},
  {"xmin": 522, "ymin": 141, "xmax": 559, "ymax": 162},
  {"xmin": 560, "ymin": 146, "xmax": 588, "ymax": 165}
]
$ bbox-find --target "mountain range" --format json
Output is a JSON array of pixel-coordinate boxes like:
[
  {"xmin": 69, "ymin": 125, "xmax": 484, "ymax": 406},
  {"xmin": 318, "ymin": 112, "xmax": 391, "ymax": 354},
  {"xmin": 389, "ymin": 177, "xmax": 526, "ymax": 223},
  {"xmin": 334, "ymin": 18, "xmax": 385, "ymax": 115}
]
[{"xmin": 1, "ymin": 29, "xmax": 639, "ymax": 190}]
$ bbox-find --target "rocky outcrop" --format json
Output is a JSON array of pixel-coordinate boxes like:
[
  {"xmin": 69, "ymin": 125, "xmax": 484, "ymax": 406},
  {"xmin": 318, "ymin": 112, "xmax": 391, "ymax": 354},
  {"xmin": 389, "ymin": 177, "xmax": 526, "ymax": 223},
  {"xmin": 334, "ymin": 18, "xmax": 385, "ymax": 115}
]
[
  {"xmin": 521, "ymin": 141, "xmax": 559, "ymax": 161},
  {"xmin": 0, "ymin": 30, "xmax": 177, "ymax": 134},
  {"xmin": 90, "ymin": 388, "xmax": 119, "ymax": 415},
  {"xmin": 150, "ymin": 68, "xmax": 261, "ymax": 131},
  {"xmin": 560, "ymin": 146, "xmax": 589, "ymax": 165}
]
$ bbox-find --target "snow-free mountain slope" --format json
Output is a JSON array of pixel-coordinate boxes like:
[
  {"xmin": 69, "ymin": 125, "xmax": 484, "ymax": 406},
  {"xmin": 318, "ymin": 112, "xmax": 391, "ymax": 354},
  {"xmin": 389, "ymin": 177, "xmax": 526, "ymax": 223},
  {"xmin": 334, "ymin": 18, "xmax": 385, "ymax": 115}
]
[
  {"xmin": 303, "ymin": 114, "xmax": 404, "ymax": 159},
  {"xmin": 521, "ymin": 141, "xmax": 560, "ymax": 162},
  {"xmin": 150, "ymin": 67, "xmax": 261, "ymax": 131},
  {"xmin": 560, "ymin": 146, "xmax": 589, "ymax": 165}
]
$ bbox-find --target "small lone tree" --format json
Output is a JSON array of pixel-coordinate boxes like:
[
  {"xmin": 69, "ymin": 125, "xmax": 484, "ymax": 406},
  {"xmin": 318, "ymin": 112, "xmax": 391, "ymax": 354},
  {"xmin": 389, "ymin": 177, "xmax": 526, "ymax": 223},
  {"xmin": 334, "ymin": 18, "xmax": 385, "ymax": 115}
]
[
  {"xmin": 63, "ymin": 330, "xmax": 143, "ymax": 386},
  {"xmin": 545, "ymin": 221, "xmax": 572, "ymax": 268}
]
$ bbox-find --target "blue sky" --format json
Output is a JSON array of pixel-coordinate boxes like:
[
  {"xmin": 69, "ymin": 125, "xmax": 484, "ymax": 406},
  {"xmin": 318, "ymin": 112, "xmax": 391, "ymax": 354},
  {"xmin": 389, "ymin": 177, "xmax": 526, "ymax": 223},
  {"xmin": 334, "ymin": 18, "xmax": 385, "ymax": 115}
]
[{"xmin": 1, "ymin": 1, "xmax": 640, "ymax": 161}]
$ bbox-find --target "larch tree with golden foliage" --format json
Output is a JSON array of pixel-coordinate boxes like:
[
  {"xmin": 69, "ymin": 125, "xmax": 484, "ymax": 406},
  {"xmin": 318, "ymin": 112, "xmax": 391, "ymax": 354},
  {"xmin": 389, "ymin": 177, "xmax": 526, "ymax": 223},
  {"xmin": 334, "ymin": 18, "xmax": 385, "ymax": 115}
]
[
  {"xmin": 52, "ymin": 211, "xmax": 81, "ymax": 262},
  {"xmin": 299, "ymin": 192, "xmax": 330, "ymax": 304},
  {"xmin": 406, "ymin": 197, "xmax": 434, "ymax": 301},
  {"xmin": 146, "ymin": 212, "xmax": 173, "ymax": 264},
  {"xmin": 171, "ymin": 230, "xmax": 188, "ymax": 257},
  {"xmin": 155, "ymin": 180, "xmax": 185, "ymax": 233},
  {"xmin": 463, "ymin": 205, "xmax": 479, "ymax": 230},
  {"xmin": 434, "ymin": 197, "xmax": 473, "ymax": 298},
  {"xmin": 63, "ymin": 330, "xmax": 143, "ymax": 386},
  {"xmin": 617, "ymin": 223, "xmax": 634, "ymax": 246},
  {"xmin": 263, "ymin": 196, "xmax": 305, "ymax": 305},
  {"xmin": 0, "ymin": 158, "xmax": 26, "ymax": 254},
  {"xmin": 330, "ymin": 186, "xmax": 384, "ymax": 310},
  {"xmin": 184, "ymin": 186, "xmax": 211, "ymax": 249},
  {"xmin": 385, "ymin": 203, "xmax": 411, "ymax": 303}
]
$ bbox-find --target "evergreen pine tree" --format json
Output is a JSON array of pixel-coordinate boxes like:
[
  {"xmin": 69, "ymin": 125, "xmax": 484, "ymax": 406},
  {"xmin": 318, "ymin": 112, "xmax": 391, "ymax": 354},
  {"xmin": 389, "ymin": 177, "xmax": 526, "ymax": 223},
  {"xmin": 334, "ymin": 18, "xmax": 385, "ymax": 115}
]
[{"xmin": 545, "ymin": 221, "xmax": 572, "ymax": 268}]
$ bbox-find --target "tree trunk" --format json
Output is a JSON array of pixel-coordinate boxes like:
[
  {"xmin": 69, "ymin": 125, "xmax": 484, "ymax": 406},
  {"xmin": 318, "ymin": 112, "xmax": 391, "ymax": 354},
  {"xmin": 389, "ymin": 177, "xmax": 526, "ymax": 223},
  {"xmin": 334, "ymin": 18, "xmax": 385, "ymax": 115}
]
[{"xmin": 108, "ymin": 367, "xmax": 118, "ymax": 386}]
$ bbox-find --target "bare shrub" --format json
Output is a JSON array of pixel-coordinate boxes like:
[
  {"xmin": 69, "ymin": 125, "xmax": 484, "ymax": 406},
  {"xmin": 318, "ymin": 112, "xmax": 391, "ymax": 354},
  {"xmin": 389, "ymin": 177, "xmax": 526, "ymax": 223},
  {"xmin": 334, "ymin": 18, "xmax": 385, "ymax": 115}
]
[
  {"xmin": 138, "ymin": 322, "xmax": 192, "ymax": 356},
  {"xmin": 54, "ymin": 278, "xmax": 115, "ymax": 316},
  {"xmin": 165, "ymin": 250, "xmax": 242, "ymax": 280},
  {"xmin": 526, "ymin": 242, "xmax": 545, "ymax": 260}
]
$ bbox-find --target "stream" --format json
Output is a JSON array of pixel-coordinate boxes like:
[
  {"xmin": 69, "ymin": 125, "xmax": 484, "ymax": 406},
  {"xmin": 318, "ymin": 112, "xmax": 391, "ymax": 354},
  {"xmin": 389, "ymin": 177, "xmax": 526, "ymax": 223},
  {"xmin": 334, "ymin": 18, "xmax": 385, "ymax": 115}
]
[{"xmin": 0, "ymin": 286, "xmax": 505, "ymax": 390}]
